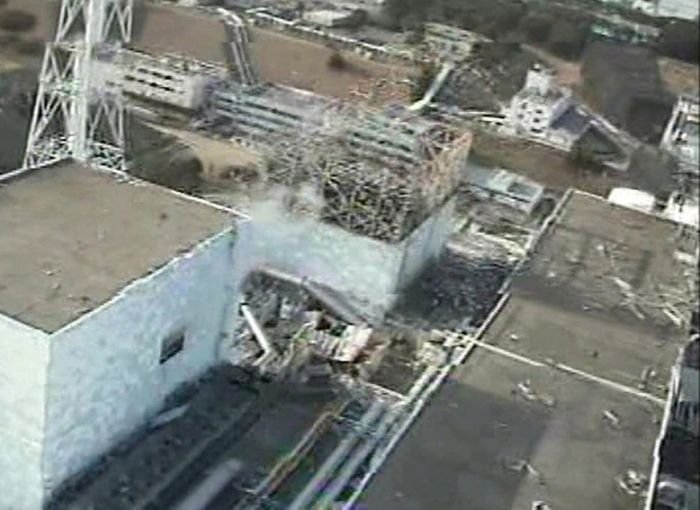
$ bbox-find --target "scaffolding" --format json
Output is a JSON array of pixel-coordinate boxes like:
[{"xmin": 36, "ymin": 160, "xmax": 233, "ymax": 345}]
[{"xmin": 263, "ymin": 111, "xmax": 472, "ymax": 243}]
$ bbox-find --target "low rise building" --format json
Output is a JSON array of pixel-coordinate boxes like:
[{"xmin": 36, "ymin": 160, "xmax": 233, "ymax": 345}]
[
  {"xmin": 302, "ymin": 9, "xmax": 358, "ymax": 27},
  {"xmin": 463, "ymin": 165, "xmax": 544, "ymax": 216},
  {"xmin": 656, "ymin": 0, "xmax": 699, "ymax": 20},
  {"xmin": 210, "ymin": 83, "xmax": 329, "ymax": 138},
  {"xmin": 423, "ymin": 23, "xmax": 484, "ymax": 61},
  {"xmin": 506, "ymin": 65, "xmax": 574, "ymax": 141},
  {"xmin": 661, "ymin": 95, "xmax": 699, "ymax": 174},
  {"xmin": 93, "ymin": 51, "xmax": 223, "ymax": 110}
]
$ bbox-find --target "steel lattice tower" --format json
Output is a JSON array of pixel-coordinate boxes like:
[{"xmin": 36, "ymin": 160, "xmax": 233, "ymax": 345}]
[{"xmin": 23, "ymin": 0, "xmax": 133, "ymax": 170}]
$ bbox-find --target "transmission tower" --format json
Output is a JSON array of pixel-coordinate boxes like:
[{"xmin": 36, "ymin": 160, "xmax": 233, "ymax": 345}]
[{"xmin": 23, "ymin": 0, "xmax": 133, "ymax": 170}]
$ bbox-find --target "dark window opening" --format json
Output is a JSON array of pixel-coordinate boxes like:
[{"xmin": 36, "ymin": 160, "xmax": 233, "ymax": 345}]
[{"xmin": 160, "ymin": 330, "xmax": 185, "ymax": 364}]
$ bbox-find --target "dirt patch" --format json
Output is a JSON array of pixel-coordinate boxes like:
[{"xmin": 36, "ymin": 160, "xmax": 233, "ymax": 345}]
[
  {"xmin": 658, "ymin": 57, "xmax": 700, "ymax": 97},
  {"xmin": 147, "ymin": 124, "xmax": 262, "ymax": 181},
  {"xmin": 248, "ymin": 27, "xmax": 415, "ymax": 104},
  {"xmin": 471, "ymin": 129, "xmax": 621, "ymax": 196},
  {"xmin": 132, "ymin": 2, "xmax": 229, "ymax": 63},
  {"xmin": 133, "ymin": 3, "xmax": 415, "ymax": 104},
  {"xmin": 0, "ymin": 0, "xmax": 56, "ymax": 69}
]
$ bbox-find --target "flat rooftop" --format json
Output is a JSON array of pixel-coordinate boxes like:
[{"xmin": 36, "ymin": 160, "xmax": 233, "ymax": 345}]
[
  {"xmin": 0, "ymin": 162, "xmax": 230, "ymax": 332},
  {"xmin": 364, "ymin": 348, "xmax": 660, "ymax": 510},
  {"xmin": 363, "ymin": 191, "xmax": 695, "ymax": 509}
]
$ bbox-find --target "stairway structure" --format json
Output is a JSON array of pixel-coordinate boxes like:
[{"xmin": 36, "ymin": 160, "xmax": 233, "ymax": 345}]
[{"xmin": 219, "ymin": 8, "xmax": 259, "ymax": 87}]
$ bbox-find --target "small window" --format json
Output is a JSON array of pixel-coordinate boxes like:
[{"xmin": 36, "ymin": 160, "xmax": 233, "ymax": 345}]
[{"xmin": 160, "ymin": 330, "xmax": 185, "ymax": 364}]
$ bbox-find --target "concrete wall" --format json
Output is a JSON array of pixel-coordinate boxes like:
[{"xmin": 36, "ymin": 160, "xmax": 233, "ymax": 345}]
[
  {"xmin": 237, "ymin": 212, "xmax": 402, "ymax": 314},
  {"xmin": 396, "ymin": 198, "xmax": 455, "ymax": 290},
  {"xmin": 41, "ymin": 229, "xmax": 239, "ymax": 495},
  {"xmin": 0, "ymin": 315, "xmax": 50, "ymax": 510},
  {"xmin": 237, "ymin": 199, "xmax": 454, "ymax": 315}
]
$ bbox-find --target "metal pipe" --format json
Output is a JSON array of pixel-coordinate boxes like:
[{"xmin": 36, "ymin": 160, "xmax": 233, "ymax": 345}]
[
  {"xmin": 314, "ymin": 406, "xmax": 400, "ymax": 509},
  {"xmin": 289, "ymin": 401, "xmax": 385, "ymax": 510},
  {"xmin": 240, "ymin": 303, "xmax": 276, "ymax": 366},
  {"xmin": 172, "ymin": 459, "xmax": 243, "ymax": 510},
  {"xmin": 255, "ymin": 408, "xmax": 339, "ymax": 498},
  {"xmin": 341, "ymin": 347, "xmax": 476, "ymax": 510}
]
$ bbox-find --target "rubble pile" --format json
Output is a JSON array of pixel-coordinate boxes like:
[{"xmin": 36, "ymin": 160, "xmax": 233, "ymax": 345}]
[{"xmin": 392, "ymin": 248, "xmax": 512, "ymax": 330}]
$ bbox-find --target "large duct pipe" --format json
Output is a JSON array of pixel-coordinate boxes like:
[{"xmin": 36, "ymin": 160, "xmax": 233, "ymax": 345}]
[
  {"xmin": 288, "ymin": 401, "xmax": 385, "ymax": 510},
  {"xmin": 314, "ymin": 406, "xmax": 400, "ymax": 509},
  {"xmin": 172, "ymin": 459, "xmax": 243, "ymax": 510},
  {"xmin": 240, "ymin": 303, "xmax": 276, "ymax": 366}
]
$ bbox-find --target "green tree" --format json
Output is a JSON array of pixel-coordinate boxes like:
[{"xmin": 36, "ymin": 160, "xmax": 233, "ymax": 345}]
[
  {"xmin": 658, "ymin": 20, "xmax": 699, "ymax": 63},
  {"xmin": 518, "ymin": 13, "xmax": 554, "ymax": 44},
  {"xmin": 547, "ymin": 19, "xmax": 590, "ymax": 60}
]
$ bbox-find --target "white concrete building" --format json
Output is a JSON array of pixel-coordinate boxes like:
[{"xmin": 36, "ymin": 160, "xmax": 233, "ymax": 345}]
[
  {"xmin": 303, "ymin": 9, "xmax": 357, "ymax": 27},
  {"xmin": 210, "ymin": 84, "xmax": 329, "ymax": 139},
  {"xmin": 463, "ymin": 165, "xmax": 544, "ymax": 216},
  {"xmin": 607, "ymin": 187, "xmax": 657, "ymax": 214},
  {"xmin": 661, "ymin": 95, "xmax": 699, "ymax": 174},
  {"xmin": 656, "ymin": 0, "xmax": 699, "ymax": 20},
  {"xmin": 210, "ymin": 83, "xmax": 439, "ymax": 167},
  {"xmin": 423, "ymin": 23, "xmax": 483, "ymax": 60},
  {"xmin": 0, "ymin": 162, "xmax": 242, "ymax": 509},
  {"xmin": 507, "ymin": 65, "xmax": 573, "ymax": 140},
  {"xmin": 93, "ymin": 51, "xmax": 223, "ymax": 110}
]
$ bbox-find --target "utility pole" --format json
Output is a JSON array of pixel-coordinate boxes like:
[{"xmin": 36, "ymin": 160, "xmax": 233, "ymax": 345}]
[{"xmin": 23, "ymin": 0, "xmax": 133, "ymax": 170}]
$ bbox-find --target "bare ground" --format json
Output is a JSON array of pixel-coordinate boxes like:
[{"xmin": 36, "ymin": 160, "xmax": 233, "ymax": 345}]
[
  {"xmin": 471, "ymin": 129, "xmax": 622, "ymax": 196},
  {"xmin": 523, "ymin": 44, "xmax": 583, "ymax": 90},
  {"xmin": 658, "ymin": 57, "xmax": 700, "ymax": 97}
]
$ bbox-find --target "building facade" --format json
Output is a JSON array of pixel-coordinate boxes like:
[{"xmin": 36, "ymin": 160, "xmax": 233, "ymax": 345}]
[
  {"xmin": 93, "ymin": 51, "xmax": 223, "ymax": 110},
  {"xmin": 648, "ymin": 337, "xmax": 700, "ymax": 510},
  {"xmin": 507, "ymin": 65, "xmax": 573, "ymax": 139},
  {"xmin": 656, "ymin": 0, "xmax": 699, "ymax": 20},
  {"xmin": 209, "ymin": 83, "xmax": 439, "ymax": 167},
  {"xmin": 0, "ymin": 163, "xmax": 242, "ymax": 509},
  {"xmin": 661, "ymin": 95, "xmax": 699, "ymax": 174}
]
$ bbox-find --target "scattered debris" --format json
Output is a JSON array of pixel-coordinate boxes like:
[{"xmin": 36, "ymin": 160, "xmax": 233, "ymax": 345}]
[
  {"xmin": 503, "ymin": 457, "xmax": 544, "ymax": 484},
  {"xmin": 638, "ymin": 366, "xmax": 656, "ymax": 391},
  {"xmin": 516, "ymin": 380, "xmax": 556, "ymax": 407},
  {"xmin": 602, "ymin": 409, "xmax": 621, "ymax": 429},
  {"xmin": 616, "ymin": 469, "xmax": 647, "ymax": 496}
]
